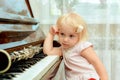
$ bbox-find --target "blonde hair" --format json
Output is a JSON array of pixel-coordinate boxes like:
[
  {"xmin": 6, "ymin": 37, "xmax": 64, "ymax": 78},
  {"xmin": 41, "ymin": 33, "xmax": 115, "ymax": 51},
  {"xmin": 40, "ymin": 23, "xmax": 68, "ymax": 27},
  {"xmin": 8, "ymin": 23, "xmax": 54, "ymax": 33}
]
[{"xmin": 56, "ymin": 12, "xmax": 88, "ymax": 42}]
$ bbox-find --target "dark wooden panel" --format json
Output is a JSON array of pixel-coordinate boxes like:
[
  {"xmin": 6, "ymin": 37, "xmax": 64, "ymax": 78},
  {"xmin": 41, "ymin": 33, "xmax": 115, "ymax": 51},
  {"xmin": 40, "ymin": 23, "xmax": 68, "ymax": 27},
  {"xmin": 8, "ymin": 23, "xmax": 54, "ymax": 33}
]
[
  {"xmin": 4, "ymin": 40, "xmax": 44, "ymax": 53},
  {"xmin": 0, "ymin": 31, "xmax": 35, "ymax": 44}
]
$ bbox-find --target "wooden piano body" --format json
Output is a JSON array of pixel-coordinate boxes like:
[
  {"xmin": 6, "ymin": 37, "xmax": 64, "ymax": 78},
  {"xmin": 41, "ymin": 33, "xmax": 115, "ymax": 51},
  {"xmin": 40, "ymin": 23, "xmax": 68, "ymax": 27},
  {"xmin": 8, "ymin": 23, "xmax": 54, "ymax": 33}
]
[{"xmin": 0, "ymin": 0, "xmax": 60, "ymax": 80}]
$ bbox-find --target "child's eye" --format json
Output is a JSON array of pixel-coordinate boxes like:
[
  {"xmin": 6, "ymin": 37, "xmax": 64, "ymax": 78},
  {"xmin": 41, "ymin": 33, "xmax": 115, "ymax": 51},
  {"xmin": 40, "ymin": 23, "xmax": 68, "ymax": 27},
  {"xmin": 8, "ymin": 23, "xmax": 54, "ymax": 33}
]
[
  {"xmin": 60, "ymin": 33, "xmax": 64, "ymax": 36},
  {"xmin": 69, "ymin": 35, "xmax": 74, "ymax": 38}
]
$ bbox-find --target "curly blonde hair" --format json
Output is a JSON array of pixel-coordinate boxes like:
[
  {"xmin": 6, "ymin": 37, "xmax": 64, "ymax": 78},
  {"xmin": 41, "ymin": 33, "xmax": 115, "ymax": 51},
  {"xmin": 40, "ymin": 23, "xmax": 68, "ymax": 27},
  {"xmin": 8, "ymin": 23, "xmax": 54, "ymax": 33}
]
[{"xmin": 56, "ymin": 12, "xmax": 88, "ymax": 42}]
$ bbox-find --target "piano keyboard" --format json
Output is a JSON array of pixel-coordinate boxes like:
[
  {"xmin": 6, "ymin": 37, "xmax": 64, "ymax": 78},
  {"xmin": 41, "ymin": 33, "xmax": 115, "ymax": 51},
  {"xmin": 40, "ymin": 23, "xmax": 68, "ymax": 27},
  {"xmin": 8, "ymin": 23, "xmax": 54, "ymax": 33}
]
[{"xmin": 0, "ymin": 52, "xmax": 60, "ymax": 80}]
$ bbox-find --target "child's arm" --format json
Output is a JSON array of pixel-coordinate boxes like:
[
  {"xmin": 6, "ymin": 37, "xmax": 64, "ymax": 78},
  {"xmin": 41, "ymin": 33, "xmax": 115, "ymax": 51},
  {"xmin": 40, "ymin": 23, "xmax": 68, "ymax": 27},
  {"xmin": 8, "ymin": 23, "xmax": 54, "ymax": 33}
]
[
  {"xmin": 81, "ymin": 47, "xmax": 108, "ymax": 80},
  {"xmin": 43, "ymin": 26, "xmax": 62, "ymax": 56}
]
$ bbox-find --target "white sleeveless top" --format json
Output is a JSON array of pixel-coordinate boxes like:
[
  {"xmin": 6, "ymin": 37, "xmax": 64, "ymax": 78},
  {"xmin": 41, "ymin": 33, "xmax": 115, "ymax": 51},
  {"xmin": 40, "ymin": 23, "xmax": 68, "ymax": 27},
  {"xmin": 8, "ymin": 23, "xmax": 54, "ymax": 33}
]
[{"xmin": 52, "ymin": 41, "xmax": 100, "ymax": 80}]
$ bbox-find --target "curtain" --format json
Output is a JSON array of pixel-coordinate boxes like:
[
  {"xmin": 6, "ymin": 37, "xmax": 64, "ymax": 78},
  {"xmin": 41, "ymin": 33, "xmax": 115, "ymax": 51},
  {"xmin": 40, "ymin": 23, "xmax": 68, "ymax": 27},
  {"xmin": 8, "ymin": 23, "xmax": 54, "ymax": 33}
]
[{"xmin": 60, "ymin": 0, "xmax": 120, "ymax": 80}]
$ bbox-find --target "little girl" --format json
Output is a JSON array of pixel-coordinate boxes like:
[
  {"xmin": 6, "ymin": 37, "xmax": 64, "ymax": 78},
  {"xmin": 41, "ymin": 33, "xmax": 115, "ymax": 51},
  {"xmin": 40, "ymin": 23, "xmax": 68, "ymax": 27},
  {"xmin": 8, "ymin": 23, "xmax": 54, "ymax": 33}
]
[{"xmin": 43, "ymin": 12, "xmax": 108, "ymax": 80}]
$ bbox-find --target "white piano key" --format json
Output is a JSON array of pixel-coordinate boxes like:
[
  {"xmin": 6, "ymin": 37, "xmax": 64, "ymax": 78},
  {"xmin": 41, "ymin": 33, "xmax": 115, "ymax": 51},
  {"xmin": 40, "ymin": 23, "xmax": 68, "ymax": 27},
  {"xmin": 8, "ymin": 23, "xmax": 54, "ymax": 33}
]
[{"xmin": 13, "ymin": 55, "xmax": 60, "ymax": 80}]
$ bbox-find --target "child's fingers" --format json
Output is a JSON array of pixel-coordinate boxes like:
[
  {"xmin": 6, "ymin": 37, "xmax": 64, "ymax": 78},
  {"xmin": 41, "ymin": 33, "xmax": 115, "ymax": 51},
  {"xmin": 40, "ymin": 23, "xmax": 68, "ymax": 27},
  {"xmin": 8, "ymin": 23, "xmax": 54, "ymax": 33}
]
[
  {"xmin": 52, "ymin": 26, "xmax": 59, "ymax": 34},
  {"xmin": 50, "ymin": 26, "xmax": 59, "ymax": 35},
  {"xmin": 52, "ymin": 26, "xmax": 58, "ymax": 33}
]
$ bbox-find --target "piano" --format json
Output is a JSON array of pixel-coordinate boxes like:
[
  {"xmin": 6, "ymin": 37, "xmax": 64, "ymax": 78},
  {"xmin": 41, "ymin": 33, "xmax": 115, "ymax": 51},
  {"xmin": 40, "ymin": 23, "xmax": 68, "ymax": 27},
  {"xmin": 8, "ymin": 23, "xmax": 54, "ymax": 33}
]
[{"xmin": 0, "ymin": 1, "xmax": 61, "ymax": 80}]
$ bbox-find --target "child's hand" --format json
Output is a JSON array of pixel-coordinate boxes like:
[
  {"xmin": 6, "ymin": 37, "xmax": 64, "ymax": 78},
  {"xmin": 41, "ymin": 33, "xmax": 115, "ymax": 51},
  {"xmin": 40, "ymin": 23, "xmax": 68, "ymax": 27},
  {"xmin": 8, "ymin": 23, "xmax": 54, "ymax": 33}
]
[{"xmin": 49, "ymin": 26, "xmax": 59, "ymax": 35}]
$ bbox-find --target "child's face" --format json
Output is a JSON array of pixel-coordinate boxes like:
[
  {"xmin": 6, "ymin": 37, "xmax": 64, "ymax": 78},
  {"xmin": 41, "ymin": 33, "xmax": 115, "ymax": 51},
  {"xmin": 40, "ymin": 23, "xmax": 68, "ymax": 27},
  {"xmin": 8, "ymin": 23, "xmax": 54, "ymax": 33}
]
[{"xmin": 58, "ymin": 26, "xmax": 79, "ymax": 50}]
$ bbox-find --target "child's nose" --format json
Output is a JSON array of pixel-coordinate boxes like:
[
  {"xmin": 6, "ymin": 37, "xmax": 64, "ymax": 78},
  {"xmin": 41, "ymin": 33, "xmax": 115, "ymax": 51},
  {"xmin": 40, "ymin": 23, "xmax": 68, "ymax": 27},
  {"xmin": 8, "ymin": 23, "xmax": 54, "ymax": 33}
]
[{"xmin": 63, "ymin": 37, "xmax": 69, "ymax": 41}]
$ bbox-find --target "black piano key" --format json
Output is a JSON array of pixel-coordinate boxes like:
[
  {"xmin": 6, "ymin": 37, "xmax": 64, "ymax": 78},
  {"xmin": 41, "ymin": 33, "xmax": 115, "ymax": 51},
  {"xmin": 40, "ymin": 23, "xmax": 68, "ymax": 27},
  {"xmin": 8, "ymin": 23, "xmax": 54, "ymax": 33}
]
[
  {"xmin": 8, "ymin": 68, "xmax": 23, "ymax": 72},
  {"xmin": 17, "ymin": 64, "xmax": 30, "ymax": 68},
  {"xmin": 0, "ymin": 74, "xmax": 13, "ymax": 79}
]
